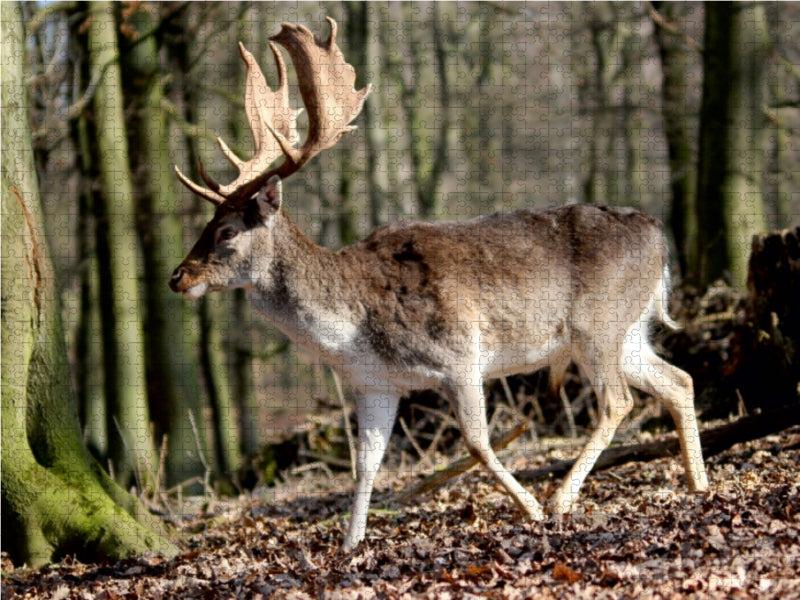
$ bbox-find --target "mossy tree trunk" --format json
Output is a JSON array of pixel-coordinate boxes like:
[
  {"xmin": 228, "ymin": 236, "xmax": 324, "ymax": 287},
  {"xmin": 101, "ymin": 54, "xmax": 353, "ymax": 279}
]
[{"xmin": 1, "ymin": 1, "xmax": 177, "ymax": 567}]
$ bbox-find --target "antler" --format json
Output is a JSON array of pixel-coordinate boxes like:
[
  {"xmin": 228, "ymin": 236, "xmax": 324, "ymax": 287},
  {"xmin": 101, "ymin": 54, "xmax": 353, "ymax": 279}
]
[{"xmin": 174, "ymin": 17, "xmax": 371, "ymax": 206}]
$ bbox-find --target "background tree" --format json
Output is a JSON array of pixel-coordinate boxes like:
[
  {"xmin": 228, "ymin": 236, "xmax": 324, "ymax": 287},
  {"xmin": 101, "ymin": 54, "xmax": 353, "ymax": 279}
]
[
  {"xmin": 1, "ymin": 0, "xmax": 176, "ymax": 567},
  {"xmin": 180, "ymin": 3, "xmax": 254, "ymax": 475},
  {"xmin": 696, "ymin": 2, "xmax": 770, "ymax": 289},
  {"xmin": 121, "ymin": 1, "xmax": 213, "ymax": 486},
  {"xmin": 345, "ymin": 1, "xmax": 389, "ymax": 229},
  {"xmin": 87, "ymin": 1, "xmax": 157, "ymax": 484},
  {"xmin": 651, "ymin": 1, "xmax": 700, "ymax": 277},
  {"xmin": 389, "ymin": 3, "xmax": 453, "ymax": 219}
]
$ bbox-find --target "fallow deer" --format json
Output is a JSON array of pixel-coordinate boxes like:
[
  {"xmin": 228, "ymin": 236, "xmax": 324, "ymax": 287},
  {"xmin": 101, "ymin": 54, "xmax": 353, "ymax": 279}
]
[{"xmin": 169, "ymin": 18, "xmax": 709, "ymax": 551}]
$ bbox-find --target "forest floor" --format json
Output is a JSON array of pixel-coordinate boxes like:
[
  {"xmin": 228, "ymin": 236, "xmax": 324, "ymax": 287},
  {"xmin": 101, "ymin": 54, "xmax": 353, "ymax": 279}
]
[{"xmin": 3, "ymin": 423, "xmax": 799, "ymax": 599}]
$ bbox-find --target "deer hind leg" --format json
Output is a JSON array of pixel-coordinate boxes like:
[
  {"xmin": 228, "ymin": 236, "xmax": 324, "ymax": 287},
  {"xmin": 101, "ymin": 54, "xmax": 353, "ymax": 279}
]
[
  {"xmin": 344, "ymin": 390, "xmax": 400, "ymax": 551},
  {"xmin": 622, "ymin": 343, "xmax": 709, "ymax": 493},
  {"xmin": 445, "ymin": 371, "xmax": 545, "ymax": 521},
  {"xmin": 550, "ymin": 343, "xmax": 634, "ymax": 515}
]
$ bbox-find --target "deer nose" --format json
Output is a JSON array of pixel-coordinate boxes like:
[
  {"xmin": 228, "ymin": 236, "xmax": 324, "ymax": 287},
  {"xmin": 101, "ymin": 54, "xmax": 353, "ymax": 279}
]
[{"xmin": 169, "ymin": 266, "xmax": 185, "ymax": 291}]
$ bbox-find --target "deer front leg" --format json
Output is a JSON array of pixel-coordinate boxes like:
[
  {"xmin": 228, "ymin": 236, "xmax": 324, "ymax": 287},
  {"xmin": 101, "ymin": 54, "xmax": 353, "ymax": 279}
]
[
  {"xmin": 343, "ymin": 390, "xmax": 400, "ymax": 551},
  {"xmin": 445, "ymin": 371, "xmax": 545, "ymax": 521}
]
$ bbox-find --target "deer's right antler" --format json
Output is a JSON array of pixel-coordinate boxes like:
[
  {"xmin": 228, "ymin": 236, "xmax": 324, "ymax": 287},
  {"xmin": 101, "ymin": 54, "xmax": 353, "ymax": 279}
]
[{"xmin": 175, "ymin": 17, "xmax": 371, "ymax": 206}]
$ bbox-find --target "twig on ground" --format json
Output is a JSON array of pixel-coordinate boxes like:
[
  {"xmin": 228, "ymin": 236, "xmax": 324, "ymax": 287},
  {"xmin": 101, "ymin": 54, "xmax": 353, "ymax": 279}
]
[
  {"xmin": 331, "ymin": 369, "xmax": 356, "ymax": 480},
  {"xmin": 399, "ymin": 416, "xmax": 436, "ymax": 470},
  {"xmin": 498, "ymin": 377, "xmax": 539, "ymax": 445},
  {"xmin": 188, "ymin": 409, "xmax": 214, "ymax": 498},
  {"xmin": 559, "ymin": 386, "xmax": 577, "ymax": 439},
  {"xmin": 391, "ymin": 421, "xmax": 529, "ymax": 505}
]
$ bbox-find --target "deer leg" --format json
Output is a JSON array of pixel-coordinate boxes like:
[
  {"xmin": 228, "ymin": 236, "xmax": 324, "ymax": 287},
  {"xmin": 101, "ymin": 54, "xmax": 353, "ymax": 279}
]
[
  {"xmin": 445, "ymin": 372, "xmax": 545, "ymax": 521},
  {"xmin": 343, "ymin": 390, "xmax": 400, "ymax": 551},
  {"xmin": 623, "ymin": 346, "xmax": 709, "ymax": 493},
  {"xmin": 550, "ymin": 355, "xmax": 633, "ymax": 515}
]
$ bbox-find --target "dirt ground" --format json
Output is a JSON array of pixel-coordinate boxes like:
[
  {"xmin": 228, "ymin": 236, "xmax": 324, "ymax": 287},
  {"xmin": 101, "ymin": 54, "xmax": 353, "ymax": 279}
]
[{"xmin": 3, "ymin": 423, "xmax": 799, "ymax": 599}]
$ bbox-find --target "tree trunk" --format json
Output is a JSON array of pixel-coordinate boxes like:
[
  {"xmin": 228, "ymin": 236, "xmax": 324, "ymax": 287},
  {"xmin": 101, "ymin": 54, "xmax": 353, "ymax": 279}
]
[
  {"xmin": 475, "ymin": 6, "xmax": 504, "ymax": 201},
  {"xmin": 346, "ymin": 1, "xmax": 389, "ymax": 228},
  {"xmin": 653, "ymin": 2, "xmax": 699, "ymax": 279},
  {"xmin": 71, "ymin": 56, "xmax": 106, "ymax": 456},
  {"xmin": 124, "ymin": 2, "xmax": 212, "ymax": 487},
  {"xmin": 394, "ymin": 4, "xmax": 451, "ymax": 219},
  {"xmin": 164, "ymin": 14, "xmax": 241, "ymax": 482},
  {"xmin": 732, "ymin": 225, "xmax": 800, "ymax": 412},
  {"xmin": 1, "ymin": 2, "xmax": 176, "ymax": 567},
  {"xmin": 621, "ymin": 26, "xmax": 643, "ymax": 209},
  {"xmin": 696, "ymin": 2, "xmax": 769, "ymax": 290},
  {"xmin": 232, "ymin": 289, "xmax": 258, "ymax": 459},
  {"xmin": 87, "ymin": 1, "xmax": 155, "ymax": 484},
  {"xmin": 583, "ymin": 5, "xmax": 616, "ymax": 205},
  {"xmin": 227, "ymin": 5, "xmax": 262, "ymax": 464}
]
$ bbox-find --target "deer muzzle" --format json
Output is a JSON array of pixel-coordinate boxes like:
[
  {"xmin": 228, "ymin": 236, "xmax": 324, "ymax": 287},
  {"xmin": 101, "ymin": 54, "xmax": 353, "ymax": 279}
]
[
  {"xmin": 168, "ymin": 265, "xmax": 209, "ymax": 299},
  {"xmin": 168, "ymin": 266, "xmax": 186, "ymax": 292}
]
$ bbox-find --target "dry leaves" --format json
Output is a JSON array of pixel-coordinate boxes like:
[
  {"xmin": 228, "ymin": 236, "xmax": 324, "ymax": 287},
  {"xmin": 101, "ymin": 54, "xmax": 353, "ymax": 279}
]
[{"xmin": 3, "ymin": 426, "xmax": 799, "ymax": 599}]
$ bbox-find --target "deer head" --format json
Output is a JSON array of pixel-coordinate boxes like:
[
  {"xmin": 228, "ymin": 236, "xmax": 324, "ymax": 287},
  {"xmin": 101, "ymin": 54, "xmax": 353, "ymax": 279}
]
[{"xmin": 169, "ymin": 18, "xmax": 370, "ymax": 297}]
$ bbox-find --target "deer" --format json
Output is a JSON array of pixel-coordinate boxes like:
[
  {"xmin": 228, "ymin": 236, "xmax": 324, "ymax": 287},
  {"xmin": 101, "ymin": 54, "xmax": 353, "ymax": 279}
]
[{"xmin": 169, "ymin": 18, "xmax": 709, "ymax": 551}]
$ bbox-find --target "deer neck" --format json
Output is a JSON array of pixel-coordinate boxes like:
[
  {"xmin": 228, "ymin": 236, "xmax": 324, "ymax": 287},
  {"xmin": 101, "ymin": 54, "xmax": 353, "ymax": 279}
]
[{"xmin": 248, "ymin": 211, "xmax": 361, "ymax": 359}]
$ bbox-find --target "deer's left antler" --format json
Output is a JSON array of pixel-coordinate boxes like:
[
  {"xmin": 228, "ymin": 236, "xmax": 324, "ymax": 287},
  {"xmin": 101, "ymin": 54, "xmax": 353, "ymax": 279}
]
[{"xmin": 175, "ymin": 17, "xmax": 371, "ymax": 206}]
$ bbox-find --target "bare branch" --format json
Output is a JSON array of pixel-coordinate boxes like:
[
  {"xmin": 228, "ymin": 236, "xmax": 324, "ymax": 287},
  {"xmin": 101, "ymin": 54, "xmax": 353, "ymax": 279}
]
[
  {"xmin": 25, "ymin": 1, "xmax": 78, "ymax": 37},
  {"xmin": 645, "ymin": 1, "xmax": 702, "ymax": 53}
]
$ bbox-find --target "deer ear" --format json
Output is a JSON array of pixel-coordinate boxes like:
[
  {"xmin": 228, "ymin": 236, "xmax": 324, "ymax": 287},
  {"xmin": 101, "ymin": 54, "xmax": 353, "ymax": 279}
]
[{"xmin": 256, "ymin": 176, "xmax": 282, "ymax": 219}]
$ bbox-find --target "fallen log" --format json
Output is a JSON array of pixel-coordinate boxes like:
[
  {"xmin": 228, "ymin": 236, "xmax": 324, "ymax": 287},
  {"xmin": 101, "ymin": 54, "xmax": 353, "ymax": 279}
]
[
  {"xmin": 390, "ymin": 404, "xmax": 799, "ymax": 504},
  {"xmin": 514, "ymin": 402, "xmax": 800, "ymax": 484}
]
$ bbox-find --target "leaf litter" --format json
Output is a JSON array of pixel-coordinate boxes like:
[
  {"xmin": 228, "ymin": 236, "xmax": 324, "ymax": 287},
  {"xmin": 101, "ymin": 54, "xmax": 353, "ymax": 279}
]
[{"xmin": 3, "ymin": 425, "xmax": 799, "ymax": 599}]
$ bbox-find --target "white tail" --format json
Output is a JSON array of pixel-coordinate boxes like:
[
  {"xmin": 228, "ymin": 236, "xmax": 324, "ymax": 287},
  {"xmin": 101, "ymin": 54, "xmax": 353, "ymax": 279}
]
[{"xmin": 169, "ymin": 21, "xmax": 708, "ymax": 551}]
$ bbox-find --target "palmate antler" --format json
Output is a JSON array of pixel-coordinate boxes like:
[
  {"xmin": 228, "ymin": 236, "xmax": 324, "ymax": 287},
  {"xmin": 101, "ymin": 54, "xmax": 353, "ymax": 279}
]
[{"xmin": 175, "ymin": 17, "xmax": 371, "ymax": 206}]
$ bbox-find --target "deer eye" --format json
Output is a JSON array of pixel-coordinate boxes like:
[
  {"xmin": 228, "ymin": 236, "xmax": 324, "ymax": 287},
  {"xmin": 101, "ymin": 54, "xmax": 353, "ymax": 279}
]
[{"xmin": 216, "ymin": 227, "xmax": 238, "ymax": 244}]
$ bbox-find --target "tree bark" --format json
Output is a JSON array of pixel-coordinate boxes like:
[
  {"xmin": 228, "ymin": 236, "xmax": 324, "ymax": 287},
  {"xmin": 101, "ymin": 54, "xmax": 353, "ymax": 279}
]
[
  {"xmin": 163, "ymin": 11, "xmax": 242, "ymax": 483},
  {"xmin": 621, "ymin": 24, "xmax": 644, "ymax": 209},
  {"xmin": 346, "ymin": 1, "xmax": 389, "ymax": 229},
  {"xmin": 1, "ymin": 2, "xmax": 176, "ymax": 567},
  {"xmin": 123, "ymin": 2, "xmax": 212, "ymax": 487},
  {"xmin": 87, "ymin": 1, "xmax": 155, "ymax": 484},
  {"xmin": 732, "ymin": 225, "xmax": 800, "ymax": 413},
  {"xmin": 71, "ymin": 51, "xmax": 106, "ymax": 456},
  {"xmin": 696, "ymin": 2, "xmax": 769, "ymax": 290},
  {"xmin": 652, "ymin": 2, "xmax": 699, "ymax": 279},
  {"xmin": 583, "ymin": 4, "xmax": 617, "ymax": 205},
  {"xmin": 393, "ymin": 4, "xmax": 451, "ymax": 219},
  {"xmin": 475, "ymin": 6, "xmax": 504, "ymax": 200}
]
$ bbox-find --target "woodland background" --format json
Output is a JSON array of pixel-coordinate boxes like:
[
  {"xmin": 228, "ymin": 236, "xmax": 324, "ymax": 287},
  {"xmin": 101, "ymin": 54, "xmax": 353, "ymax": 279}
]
[{"xmin": 2, "ymin": 0, "xmax": 800, "ymax": 574}]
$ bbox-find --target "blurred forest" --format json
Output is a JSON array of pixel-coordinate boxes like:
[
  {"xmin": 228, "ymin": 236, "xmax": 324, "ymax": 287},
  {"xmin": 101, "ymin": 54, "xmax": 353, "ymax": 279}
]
[{"xmin": 9, "ymin": 1, "xmax": 800, "ymax": 499}]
